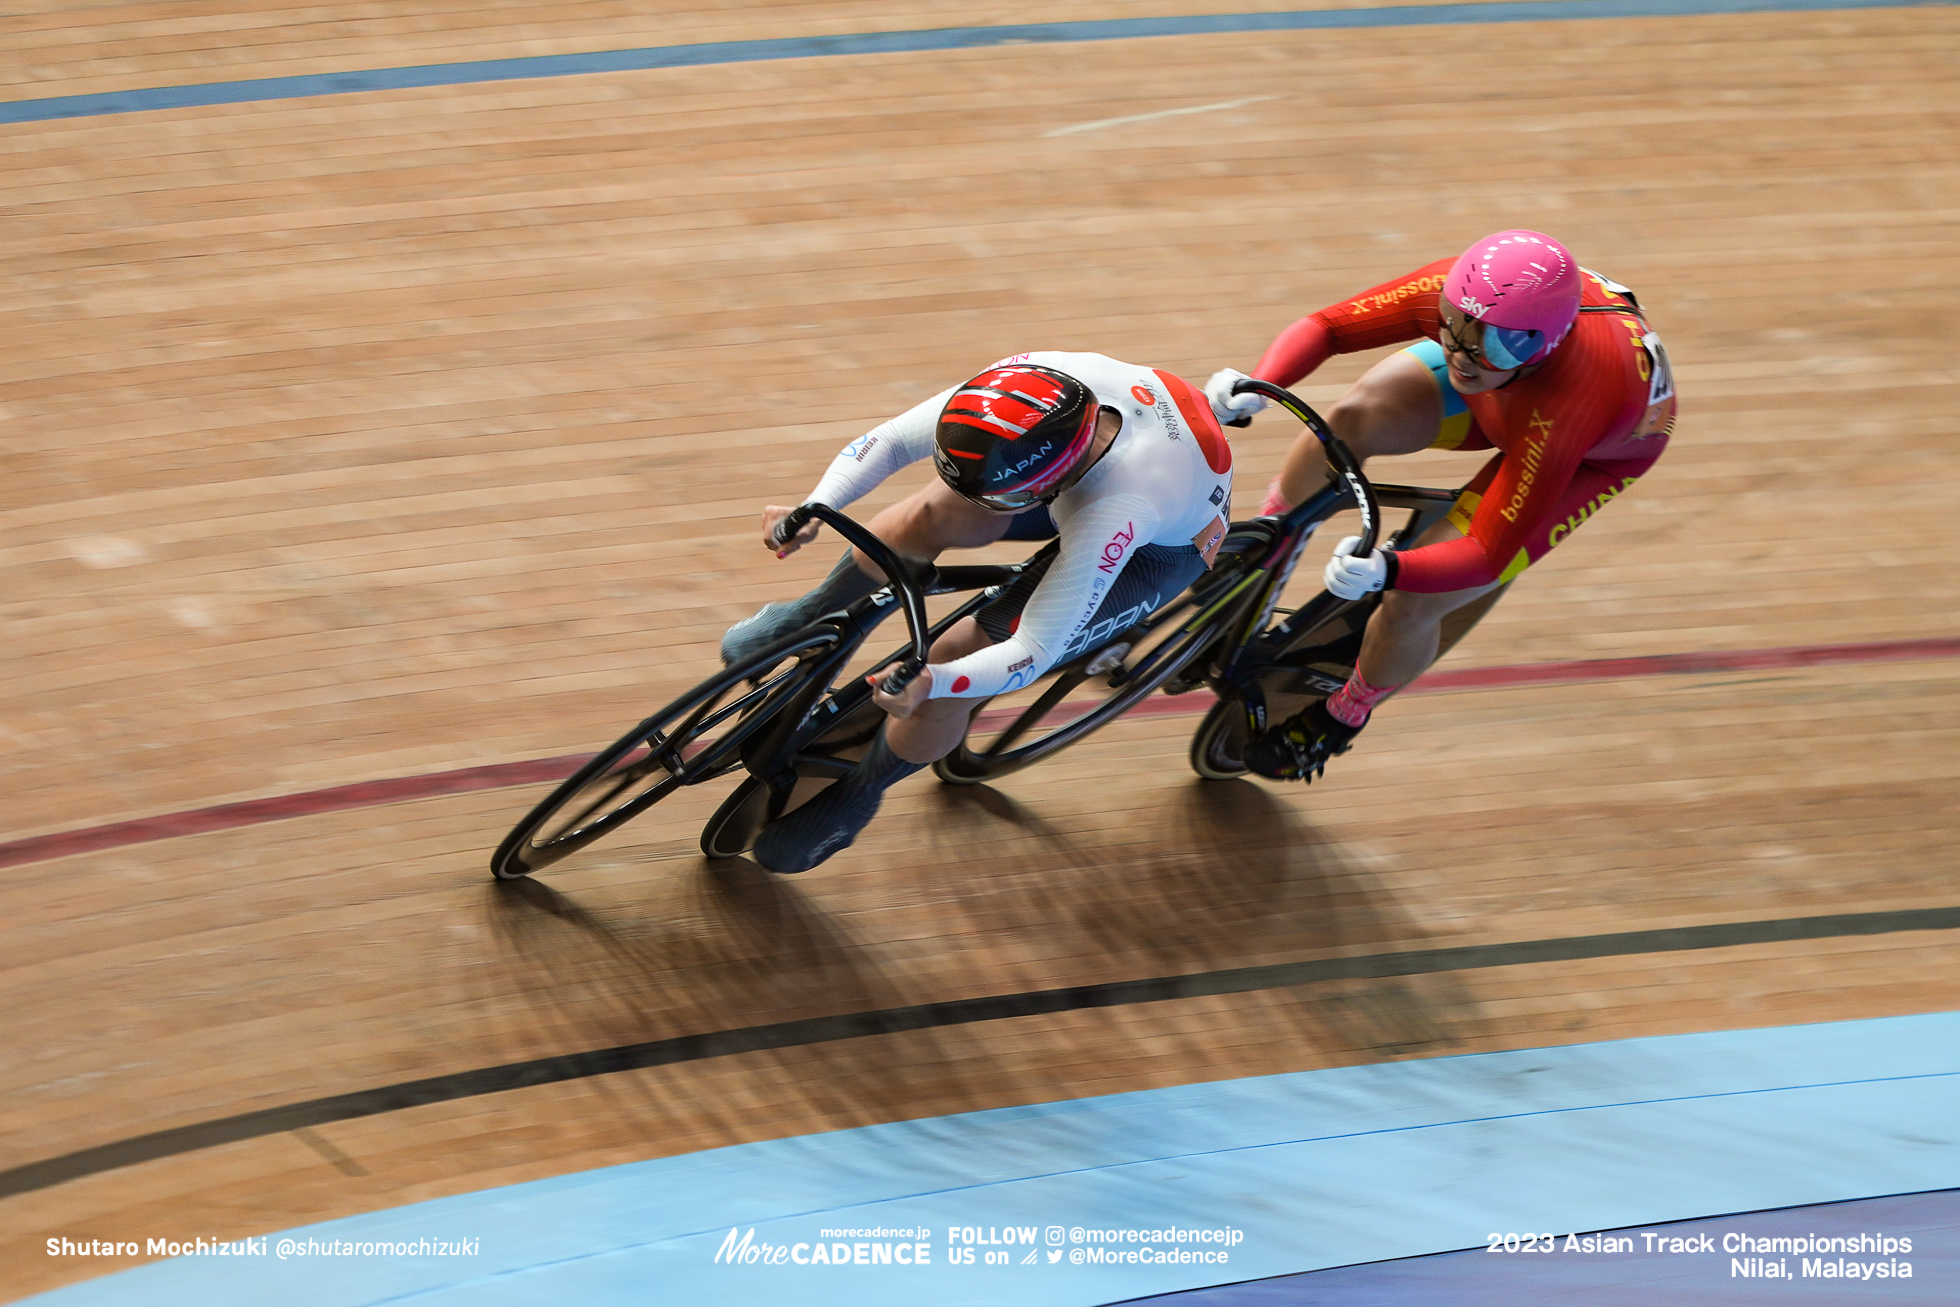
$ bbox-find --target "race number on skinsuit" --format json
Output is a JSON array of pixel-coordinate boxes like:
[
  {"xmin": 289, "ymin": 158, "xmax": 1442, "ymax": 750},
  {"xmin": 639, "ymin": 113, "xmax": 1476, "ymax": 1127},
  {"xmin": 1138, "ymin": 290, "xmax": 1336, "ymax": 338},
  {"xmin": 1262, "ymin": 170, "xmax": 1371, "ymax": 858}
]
[
  {"xmin": 1633, "ymin": 330, "xmax": 1677, "ymax": 440},
  {"xmin": 1191, "ymin": 515, "xmax": 1228, "ymax": 568}
]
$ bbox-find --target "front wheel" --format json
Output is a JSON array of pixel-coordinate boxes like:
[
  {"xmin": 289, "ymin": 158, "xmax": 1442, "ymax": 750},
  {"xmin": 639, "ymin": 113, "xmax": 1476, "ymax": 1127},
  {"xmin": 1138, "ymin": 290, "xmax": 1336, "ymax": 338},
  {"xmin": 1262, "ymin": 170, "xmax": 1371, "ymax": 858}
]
[
  {"xmin": 1189, "ymin": 693, "xmax": 1252, "ymax": 780},
  {"xmin": 1188, "ymin": 590, "xmax": 1379, "ymax": 782},
  {"xmin": 491, "ymin": 627, "xmax": 840, "ymax": 879}
]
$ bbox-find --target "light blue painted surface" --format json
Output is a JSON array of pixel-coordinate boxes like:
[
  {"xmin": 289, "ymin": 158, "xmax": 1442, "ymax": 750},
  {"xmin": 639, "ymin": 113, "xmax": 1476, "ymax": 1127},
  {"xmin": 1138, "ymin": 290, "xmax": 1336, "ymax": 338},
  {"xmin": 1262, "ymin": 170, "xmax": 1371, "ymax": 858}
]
[{"xmin": 29, "ymin": 1013, "xmax": 1960, "ymax": 1305}]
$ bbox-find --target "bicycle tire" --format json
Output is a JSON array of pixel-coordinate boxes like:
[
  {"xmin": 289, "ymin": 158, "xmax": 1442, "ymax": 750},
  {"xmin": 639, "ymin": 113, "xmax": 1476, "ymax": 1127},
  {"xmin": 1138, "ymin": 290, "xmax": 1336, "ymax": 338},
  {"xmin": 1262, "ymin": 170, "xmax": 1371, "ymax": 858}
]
[
  {"xmin": 1188, "ymin": 593, "xmax": 1378, "ymax": 782},
  {"xmin": 932, "ymin": 591, "xmax": 1218, "ymax": 786},
  {"xmin": 490, "ymin": 626, "xmax": 841, "ymax": 879},
  {"xmin": 1188, "ymin": 693, "xmax": 1252, "ymax": 780}
]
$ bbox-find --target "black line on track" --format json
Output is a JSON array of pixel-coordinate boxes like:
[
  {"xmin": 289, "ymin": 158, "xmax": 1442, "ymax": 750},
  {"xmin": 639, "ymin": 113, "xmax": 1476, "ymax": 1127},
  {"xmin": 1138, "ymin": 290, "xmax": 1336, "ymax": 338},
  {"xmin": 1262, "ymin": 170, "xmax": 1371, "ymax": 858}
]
[{"xmin": 5, "ymin": 905, "xmax": 1956, "ymax": 1198}]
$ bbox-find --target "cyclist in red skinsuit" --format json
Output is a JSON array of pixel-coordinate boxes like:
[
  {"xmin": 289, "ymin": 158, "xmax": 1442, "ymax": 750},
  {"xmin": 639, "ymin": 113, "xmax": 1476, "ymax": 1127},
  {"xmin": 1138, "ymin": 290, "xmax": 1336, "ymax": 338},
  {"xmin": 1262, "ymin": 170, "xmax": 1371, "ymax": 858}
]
[{"xmin": 1206, "ymin": 231, "xmax": 1677, "ymax": 781}]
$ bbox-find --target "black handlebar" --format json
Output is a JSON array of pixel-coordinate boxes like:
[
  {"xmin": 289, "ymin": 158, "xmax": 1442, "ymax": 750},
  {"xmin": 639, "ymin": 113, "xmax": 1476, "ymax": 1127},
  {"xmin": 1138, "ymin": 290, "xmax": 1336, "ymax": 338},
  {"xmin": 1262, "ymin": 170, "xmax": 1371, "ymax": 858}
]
[
  {"xmin": 772, "ymin": 378, "xmax": 1375, "ymax": 699},
  {"xmin": 773, "ymin": 504, "xmax": 931, "ymax": 696},
  {"xmin": 1229, "ymin": 378, "xmax": 1380, "ymax": 557}
]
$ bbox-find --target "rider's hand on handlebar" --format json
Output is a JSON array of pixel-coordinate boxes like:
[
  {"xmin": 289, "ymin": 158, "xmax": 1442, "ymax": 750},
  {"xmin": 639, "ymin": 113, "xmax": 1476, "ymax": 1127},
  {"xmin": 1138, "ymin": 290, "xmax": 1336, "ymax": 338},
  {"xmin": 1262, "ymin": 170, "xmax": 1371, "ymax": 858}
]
[
  {"xmin": 762, "ymin": 505, "xmax": 822, "ymax": 558},
  {"xmin": 868, "ymin": 666, "xmax": 932, "ymax": 719},
  {"xmin": 1205, "ymin": 368, "xmax": 1269, "ymax": 427},
  {"xmin": 1324, "ymin": 536, "xmax": 1396, "ymax": 599}
]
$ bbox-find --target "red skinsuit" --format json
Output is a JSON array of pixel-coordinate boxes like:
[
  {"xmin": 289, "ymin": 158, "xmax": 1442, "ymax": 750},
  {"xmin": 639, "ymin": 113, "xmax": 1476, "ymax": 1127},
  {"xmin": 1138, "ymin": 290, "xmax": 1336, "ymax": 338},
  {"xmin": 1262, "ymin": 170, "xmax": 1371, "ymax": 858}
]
[{"xmin": 1253, "ymin": 258, "xmax": 1676, "ymax": 593}]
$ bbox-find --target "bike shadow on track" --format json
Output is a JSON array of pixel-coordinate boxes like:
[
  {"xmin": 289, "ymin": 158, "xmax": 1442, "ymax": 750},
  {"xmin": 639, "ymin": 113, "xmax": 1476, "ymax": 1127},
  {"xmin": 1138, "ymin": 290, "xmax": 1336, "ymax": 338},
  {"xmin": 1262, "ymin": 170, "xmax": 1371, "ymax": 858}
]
[
  {"xmin": 466, "ymin": 773, "xmax": 1493, "ymax": 1157},
  {"xmin": 918, "ymin": 776, "xmax": 1490, "ymax": 1064}
]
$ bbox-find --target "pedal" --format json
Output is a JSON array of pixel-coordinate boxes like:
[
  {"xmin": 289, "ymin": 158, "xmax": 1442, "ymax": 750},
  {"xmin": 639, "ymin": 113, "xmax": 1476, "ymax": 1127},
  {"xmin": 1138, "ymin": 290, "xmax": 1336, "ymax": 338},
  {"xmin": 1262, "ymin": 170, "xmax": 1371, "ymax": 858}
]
[
  {"xmin": 1160, "ymin": 670, "xmax": 1207, "ymax": 696},
  {"xmin": 1084, "ymin": 642, "xmax": 1131, "ymax": 679}
]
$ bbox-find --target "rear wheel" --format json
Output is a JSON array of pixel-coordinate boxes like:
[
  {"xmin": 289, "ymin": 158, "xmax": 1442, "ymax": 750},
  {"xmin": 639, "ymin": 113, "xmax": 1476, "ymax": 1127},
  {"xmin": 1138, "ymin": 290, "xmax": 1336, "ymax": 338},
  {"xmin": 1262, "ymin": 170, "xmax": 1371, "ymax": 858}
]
[
  {"xmin": 491, "ymin": 627, "xmax": 840, "ymax": 879},
  {"xmin": 933, "ymin": 591, "xmax": 1219, "ymax": 785},
  {"xmin": 698, "ymin": 757, "xmax": 856, "ymax": 859}
]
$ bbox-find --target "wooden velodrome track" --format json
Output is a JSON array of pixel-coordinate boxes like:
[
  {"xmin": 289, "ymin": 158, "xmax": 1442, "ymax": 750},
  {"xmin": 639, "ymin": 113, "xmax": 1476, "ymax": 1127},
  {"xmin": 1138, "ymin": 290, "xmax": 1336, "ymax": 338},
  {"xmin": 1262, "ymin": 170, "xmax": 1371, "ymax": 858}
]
[{"xmin": 3, "ymin": 0, "xmax": 1957, "ymax": 1297}]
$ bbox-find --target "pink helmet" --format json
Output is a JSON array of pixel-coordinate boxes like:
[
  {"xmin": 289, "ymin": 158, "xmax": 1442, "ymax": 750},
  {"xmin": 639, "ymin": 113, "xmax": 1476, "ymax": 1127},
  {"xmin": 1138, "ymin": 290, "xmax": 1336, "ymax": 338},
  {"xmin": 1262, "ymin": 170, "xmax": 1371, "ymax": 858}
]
[{"xmin": 1443, "ymin": 230, "xmax": 1582, "ymax": 369}]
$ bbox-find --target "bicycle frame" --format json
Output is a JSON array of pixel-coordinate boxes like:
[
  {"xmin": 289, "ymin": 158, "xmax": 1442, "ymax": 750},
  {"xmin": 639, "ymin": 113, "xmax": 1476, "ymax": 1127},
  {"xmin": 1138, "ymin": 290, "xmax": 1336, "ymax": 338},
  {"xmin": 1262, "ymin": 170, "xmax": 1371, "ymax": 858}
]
[
  {"xmin": 1171, "ymin": 479, "xmax": 1459, "ymax": 739},
  {"xmin": 713, "ymin": 538, "xmax": 1056, "ymax": 832},
  {"xmin": 752, "ymin": 559, "xmax": 1043, "ymax": 775}
]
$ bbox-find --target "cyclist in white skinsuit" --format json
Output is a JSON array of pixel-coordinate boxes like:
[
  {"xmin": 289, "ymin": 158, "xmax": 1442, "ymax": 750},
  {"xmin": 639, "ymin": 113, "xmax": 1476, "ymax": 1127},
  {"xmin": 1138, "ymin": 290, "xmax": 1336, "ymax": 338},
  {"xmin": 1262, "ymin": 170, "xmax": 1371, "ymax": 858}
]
[{"xmin": 725, "ymin": 351, "xmax": 1234, "ymax": 873}]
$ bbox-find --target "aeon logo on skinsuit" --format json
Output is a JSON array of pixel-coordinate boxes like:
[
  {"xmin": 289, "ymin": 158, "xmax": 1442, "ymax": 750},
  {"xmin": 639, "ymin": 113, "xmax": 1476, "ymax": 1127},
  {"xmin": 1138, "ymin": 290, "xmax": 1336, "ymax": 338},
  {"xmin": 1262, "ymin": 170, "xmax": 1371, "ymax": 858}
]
[{"xmin": 1098, "ymin": 522, "xmax": 1135, "ymax": 573}]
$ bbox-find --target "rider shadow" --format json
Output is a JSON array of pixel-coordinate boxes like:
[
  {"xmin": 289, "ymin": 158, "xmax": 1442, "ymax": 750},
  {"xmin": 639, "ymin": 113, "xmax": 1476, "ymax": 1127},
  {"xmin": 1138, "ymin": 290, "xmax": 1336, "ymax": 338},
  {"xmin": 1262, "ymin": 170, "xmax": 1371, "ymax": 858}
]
[
  {"xmin": 480, "ymin": 863, "xmax": 1044, "ymax": 1146},
  {"xmin": 923, "ymin": 777, "xmax": 1485, "ymax": 1062},
  {"xmin": 482, "ymin": 856, "xmax": 903, "ymax": 1062}
]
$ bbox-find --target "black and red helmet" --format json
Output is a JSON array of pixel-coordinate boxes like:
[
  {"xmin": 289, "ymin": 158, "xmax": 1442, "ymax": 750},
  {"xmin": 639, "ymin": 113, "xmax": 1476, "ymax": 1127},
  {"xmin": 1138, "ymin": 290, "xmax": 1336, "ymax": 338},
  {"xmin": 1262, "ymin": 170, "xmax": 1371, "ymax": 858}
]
[{"xmin": 933, "ymin": 363, "xmax": 1101, "ymax": 510}]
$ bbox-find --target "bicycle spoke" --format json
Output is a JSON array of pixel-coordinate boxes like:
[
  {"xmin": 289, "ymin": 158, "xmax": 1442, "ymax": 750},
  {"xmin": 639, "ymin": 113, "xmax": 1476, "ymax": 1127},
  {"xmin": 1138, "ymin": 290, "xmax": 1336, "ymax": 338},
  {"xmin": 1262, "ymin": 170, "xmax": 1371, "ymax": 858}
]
[
  {"xmin": 1110, "ymin": 603, "xmax": 1200, "ymax": 687},
  {"xmin": 985, "ymin": 667, "xmax": 1088, "ymax": 755},
  {"xmin": 690, "ymin": 678, "xmax": 778, "ymax": 736},
  {"xmin": 538, "ymin": 760, "xmax": 670, "ymax": 843}
]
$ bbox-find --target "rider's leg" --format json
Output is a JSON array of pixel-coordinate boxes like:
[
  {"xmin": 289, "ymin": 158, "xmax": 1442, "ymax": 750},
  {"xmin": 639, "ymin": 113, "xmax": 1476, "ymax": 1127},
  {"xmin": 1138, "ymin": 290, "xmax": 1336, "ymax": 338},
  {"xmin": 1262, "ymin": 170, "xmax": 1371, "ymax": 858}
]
[
  {"xmin": 752, "ymin": 536, "xmax": 1204, "ymax": 870},
  {"xmin": 1348, "ymin": 520, "xmax": 1507, "ymax": 691},
  {"xmin": 750, "ymin": 617, "xmax": 992, "ymax": 874},
  {"xmin": 1249, "ymin": 422, "xmax": 1657, "ymax": 781},
  {"xmin": 1270, "ymin": 347, "xmax": 1450, "ymax": 510},
  {"xmin": 722, "ymin": 482, "xmax": 1023, "ymax": 665},
  {"xmin": 1244, "ymin": 518, "xmax": 1500, "ymax": 781},
  {"xmin": 885, "ymin": 616, "xmax": 997, "ymax": 763},
  {"xmin": 1321, "ymin": 571, "xmax": 1511, "ymax": 725},
  {"xmin": 1434, "ymin": 581, "xmax": 1510, "ymax": 665}
]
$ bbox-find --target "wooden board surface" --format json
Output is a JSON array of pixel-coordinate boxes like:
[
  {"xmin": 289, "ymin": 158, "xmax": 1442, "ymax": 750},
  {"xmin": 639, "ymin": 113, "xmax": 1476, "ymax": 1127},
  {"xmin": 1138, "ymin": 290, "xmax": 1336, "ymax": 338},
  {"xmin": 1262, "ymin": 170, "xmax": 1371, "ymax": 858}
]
[{"xmin": 2, "ymin": 2, "xmax": 1957, "ymax": 1298}]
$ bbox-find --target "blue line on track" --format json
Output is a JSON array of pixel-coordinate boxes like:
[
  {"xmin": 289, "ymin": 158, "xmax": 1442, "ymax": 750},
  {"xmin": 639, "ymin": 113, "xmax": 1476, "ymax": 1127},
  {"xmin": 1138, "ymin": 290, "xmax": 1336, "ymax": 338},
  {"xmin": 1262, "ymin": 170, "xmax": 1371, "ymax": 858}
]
[
  {"xmin": 1, "ymin": 0, "xmax": 1949, "ymax": 126},
  {"xmin": 22, "ymin": 1014, "xmax": 1960, "ymax": 1306}
]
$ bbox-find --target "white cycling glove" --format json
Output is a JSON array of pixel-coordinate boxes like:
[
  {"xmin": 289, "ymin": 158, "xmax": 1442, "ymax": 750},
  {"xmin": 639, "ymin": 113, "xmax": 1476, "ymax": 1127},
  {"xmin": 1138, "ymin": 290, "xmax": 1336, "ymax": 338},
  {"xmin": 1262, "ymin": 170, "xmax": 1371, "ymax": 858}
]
[
  {"xmin": 1324, "ymin": 536, "xmax": 1397, "ymax": 600},
  {"xmin": 1204, "ymin": 368, "xmax": 1269, "ymax": 426}
]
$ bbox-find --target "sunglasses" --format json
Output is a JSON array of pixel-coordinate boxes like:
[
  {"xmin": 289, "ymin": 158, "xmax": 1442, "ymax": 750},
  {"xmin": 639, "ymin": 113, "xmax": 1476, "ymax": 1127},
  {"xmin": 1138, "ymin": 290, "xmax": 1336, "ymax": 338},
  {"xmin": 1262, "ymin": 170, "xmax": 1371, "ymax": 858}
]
[
  {"xmin": 1439, "ymin": 311, "xmax": 1543, "ymax": 372},
  {"xmin": 962, "ymin": 486, "xmax": 1050, "ymax": 512}
]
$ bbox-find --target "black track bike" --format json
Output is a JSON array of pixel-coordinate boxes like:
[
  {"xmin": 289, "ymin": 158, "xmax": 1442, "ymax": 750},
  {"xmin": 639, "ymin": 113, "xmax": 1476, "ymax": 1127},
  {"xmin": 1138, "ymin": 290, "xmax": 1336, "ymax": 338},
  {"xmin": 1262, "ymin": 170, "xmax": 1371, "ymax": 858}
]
[
  {"xmin": 491, "ymin": 502, "xmax": 1049, "ymax": 879},
  {"xmin": 935, "ymin": 379, "xmax": 1459, "ymax": 785},
  {"xmin": 489, "ymin": 380, "xmax": 1458, "ymax": 879}
]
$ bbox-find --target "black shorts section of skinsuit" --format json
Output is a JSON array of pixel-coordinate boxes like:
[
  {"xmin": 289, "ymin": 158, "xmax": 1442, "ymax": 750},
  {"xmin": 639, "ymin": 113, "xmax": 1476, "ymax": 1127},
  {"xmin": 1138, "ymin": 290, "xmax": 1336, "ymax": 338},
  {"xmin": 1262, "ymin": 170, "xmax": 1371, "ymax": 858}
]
[{"xmin": 975, "ymin": 541, "xmax": 1205, "ymax": 664}]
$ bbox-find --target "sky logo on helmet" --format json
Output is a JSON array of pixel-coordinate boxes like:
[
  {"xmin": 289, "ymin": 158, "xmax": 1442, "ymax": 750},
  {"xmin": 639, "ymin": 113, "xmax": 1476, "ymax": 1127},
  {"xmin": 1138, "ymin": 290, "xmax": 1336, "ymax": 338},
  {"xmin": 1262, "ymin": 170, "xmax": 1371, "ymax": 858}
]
[{"xmin": 1459, "ymin": 295, "xmax": 1488, "ymax": 317}]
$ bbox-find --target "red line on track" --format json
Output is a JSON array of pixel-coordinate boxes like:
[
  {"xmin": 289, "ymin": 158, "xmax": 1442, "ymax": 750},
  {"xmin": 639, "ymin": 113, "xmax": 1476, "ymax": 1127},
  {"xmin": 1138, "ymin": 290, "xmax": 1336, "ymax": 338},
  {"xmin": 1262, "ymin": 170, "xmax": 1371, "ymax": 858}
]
[
  {"xmin": 3, "ymin": 637, "xmax": 1955, "ymax": 871},
  {"xmin": 0, "ymin": 755, "xmax": 594, "ymax": 872}
]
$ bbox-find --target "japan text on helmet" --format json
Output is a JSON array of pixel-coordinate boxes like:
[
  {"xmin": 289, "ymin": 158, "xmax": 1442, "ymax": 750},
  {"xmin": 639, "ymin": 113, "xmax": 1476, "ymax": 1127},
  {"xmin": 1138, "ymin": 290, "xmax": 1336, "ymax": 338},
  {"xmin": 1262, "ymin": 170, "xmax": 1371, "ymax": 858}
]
[
  {"xmin": 1444, "ymin": 230, "xmax": 1582, "ymax": 369},
  {"xmin": 933, "ymin": 363, "xmax": 1100, "ymax": 510}
]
